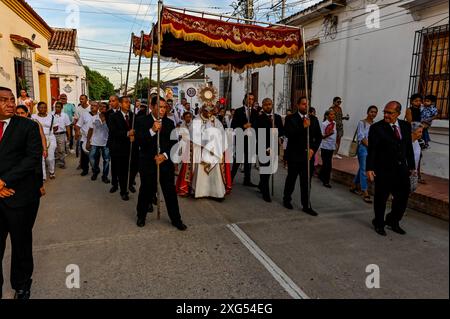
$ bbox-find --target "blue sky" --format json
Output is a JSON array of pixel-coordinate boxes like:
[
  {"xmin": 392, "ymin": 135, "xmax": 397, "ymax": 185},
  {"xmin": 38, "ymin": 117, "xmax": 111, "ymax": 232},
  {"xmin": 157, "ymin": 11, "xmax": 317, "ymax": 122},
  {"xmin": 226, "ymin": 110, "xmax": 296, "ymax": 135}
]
[{"xmin": 28, "ymin": 0, "xmax": 316, "ymax": 88}]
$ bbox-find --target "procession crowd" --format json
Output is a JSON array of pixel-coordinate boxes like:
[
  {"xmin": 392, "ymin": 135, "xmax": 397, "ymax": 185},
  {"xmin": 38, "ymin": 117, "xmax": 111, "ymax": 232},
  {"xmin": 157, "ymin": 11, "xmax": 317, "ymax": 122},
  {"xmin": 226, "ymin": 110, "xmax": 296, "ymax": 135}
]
[{"xmin": 0, "ymin": 83, "xmax": 439, "ymax": 299}]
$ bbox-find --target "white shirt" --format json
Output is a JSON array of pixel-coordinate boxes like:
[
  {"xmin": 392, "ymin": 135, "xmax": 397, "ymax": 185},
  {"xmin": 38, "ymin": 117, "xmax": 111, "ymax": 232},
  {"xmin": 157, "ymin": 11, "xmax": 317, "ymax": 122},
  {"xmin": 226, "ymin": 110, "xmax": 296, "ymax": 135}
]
[
  {"xmin": 74, "ymin": 104, "xmax": 91, "ymax": 121},
  {"xmin": 52, "ymin": 112, "xmax": 71, "ymax": 133},
  {"xmin": 76, "ymin": 111, "xmax": 95, "ymax": 142},
  {"xmin": 89, "ymin": 114, "xmax": 109, "ymax": 147},
  {"xmin": 32, "ymin": 114, "xmax": 54, "ymax": 137},
  {"xmin": 320, "ymin": 120, "xmax": 337, "ymax": 150}
]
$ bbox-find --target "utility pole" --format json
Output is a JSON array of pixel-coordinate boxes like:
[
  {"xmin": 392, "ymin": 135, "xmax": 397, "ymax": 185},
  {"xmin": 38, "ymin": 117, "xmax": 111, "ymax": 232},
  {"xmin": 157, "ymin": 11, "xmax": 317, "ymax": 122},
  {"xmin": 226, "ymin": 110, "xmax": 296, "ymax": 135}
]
[{"xmin": 112, "ymin": 66, "xmax": 123, "ymax": 95}]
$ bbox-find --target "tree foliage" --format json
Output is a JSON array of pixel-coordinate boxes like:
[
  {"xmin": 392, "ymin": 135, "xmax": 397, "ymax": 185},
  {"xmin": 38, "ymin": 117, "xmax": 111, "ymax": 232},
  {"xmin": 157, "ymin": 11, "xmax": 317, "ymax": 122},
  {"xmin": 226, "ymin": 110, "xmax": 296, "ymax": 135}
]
[{"xmin": 84, "ymin": 66, "xmax": 115, "ymax": 100}]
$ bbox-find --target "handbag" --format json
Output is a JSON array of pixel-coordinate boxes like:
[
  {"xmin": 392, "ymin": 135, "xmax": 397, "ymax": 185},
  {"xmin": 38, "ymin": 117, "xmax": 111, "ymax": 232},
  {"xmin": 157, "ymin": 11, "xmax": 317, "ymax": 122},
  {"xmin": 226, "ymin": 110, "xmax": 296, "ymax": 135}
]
[{"xmin": 348, "ymin": 123, "xmax": 359, "ymax": 157}]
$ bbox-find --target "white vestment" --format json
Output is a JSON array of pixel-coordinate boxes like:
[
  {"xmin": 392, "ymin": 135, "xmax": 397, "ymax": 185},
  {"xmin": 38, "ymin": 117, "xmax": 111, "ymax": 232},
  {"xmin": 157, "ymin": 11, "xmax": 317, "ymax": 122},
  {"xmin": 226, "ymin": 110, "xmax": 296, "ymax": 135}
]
[{"xmin": 191, "ymin": 115, "xmax": 227, "ymax": 199}]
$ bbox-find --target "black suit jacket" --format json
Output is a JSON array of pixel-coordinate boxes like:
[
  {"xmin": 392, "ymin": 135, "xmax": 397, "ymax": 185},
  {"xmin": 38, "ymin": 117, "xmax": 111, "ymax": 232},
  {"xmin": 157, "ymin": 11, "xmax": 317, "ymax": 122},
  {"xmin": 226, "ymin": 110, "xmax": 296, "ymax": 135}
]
[
  {"xmin": 108, "ymin": 110, "xmax": 136, "ymax": 157},
  {"xmin": 284, "ymin": 112, "xmax": 322, "ymax": 163},
  {"xmin": 367, "ymin": 119, "xmax": 415, "ymax": 177},
  {"xmin": 135, "ymin": 115, "xmax": 176, "ymax": 170},
  {"xmin": 0, "ymin": 116, "xmax": 42, "ymax": 208},
  {"xmin": 231, "ymin": 106, "xmax": 259, "ymax": 130},
  {"xmin": 255, "ymin": 112, "xmax": 285, "ymax": 149}
]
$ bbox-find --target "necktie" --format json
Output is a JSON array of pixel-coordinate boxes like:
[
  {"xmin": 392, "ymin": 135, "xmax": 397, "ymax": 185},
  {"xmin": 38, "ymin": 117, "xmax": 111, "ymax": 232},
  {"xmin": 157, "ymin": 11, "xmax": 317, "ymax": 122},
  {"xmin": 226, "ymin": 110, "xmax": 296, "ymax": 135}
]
[
  {"xmin": 393, "ymin": 124, "xmax": 401, "ymax": 140},
  {"xmin": 0, "ymin": 121, "xmax": 5, "ymax": 142},
  {"xmin": 125, "ymin": 114, "xmax": 130, "ymax": 128}
]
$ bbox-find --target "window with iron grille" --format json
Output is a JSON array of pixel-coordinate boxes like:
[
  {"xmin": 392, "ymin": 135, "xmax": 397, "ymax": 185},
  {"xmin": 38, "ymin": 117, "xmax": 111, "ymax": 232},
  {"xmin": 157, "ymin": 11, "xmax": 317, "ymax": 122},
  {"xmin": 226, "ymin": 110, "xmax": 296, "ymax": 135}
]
[
  {"xmin": 408, "ymin": 24, "xmax": 449, "ymax": 120},
  {"xmin": 14, "ymin": 51, "xmax": 34, "ymax": 99},
  {"xmin": 290, "ymin": 61, "xmax": 313, "ymax": 109}
]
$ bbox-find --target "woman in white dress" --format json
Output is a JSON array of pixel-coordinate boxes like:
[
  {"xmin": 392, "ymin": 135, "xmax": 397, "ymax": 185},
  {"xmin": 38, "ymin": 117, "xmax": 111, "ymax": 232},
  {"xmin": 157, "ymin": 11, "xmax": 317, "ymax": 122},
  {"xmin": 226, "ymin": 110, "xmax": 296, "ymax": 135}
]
[{"xmin": 32, "ymin": 102, "xmax": 57, "ymax": 179}]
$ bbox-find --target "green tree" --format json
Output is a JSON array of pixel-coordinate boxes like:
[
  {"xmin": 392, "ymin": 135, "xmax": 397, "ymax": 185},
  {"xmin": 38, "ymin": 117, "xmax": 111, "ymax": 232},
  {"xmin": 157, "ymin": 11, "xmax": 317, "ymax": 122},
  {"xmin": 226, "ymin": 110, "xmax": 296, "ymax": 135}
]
[
  {"xmin": 84, "ymin": 66, "xmax": 115, "ymax": 100},
  {"xmin": 134, "ymin": 77, "xmax": 158, "ymax": 100}
]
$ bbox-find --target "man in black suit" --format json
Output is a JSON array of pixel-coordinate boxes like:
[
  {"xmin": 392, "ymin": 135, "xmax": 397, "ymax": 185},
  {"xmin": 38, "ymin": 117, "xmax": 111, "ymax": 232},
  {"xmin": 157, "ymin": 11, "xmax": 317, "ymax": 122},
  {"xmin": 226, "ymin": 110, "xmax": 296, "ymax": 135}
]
[
  {"xmin": 106, "ymin": 95, "xmax": 120, "ymax": 192},
  {"xmin": 108, "ymin": 96, "xmax": 139, "ymax": 201},
  {"xmin": 283, "ymin": 97, "xmax": 322, "ymax": 216},
  {"xmin": 255, "ymin": 98, "xmax": 284, "ymax": 202},
  {"xmin": 135, "ymin": 95, "xmax": 187, "ymax": 230},
  {"xmin": 231, "ymin": 93, "xmax": 259, "ymax": 186},
  {"xmin": 0, "ymin": 86, "xmax": 42, "ymax": 299},
  {"xmin": 367, "ymin": 101, "xmax": 415, "ymax": 236}
]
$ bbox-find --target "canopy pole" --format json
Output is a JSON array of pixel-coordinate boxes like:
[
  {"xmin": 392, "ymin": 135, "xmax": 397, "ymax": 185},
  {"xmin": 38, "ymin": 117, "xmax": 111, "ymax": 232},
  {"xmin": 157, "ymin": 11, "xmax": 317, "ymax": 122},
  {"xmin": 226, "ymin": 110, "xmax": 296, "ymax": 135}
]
[
  {"xmin": 127, "ymin": 31, "xmax": 144, "ymax": 194},
  {"xmin": 156, "ymin": 0, "xmax": 163, "ymax": 220},
  {"xmin": 124, "ymin": 33, "xmax": 134, "ymax": 96},
  {"xmin": 271, "ymin": 64, "xmax": 276, "ymax": 197},
  {"xmin": 302, "ymin": 27, "xmax": 311, "ymax": 210},
  {"xmin": 147, "ymin": 23, "xmax": 155, "ymax": 116}
]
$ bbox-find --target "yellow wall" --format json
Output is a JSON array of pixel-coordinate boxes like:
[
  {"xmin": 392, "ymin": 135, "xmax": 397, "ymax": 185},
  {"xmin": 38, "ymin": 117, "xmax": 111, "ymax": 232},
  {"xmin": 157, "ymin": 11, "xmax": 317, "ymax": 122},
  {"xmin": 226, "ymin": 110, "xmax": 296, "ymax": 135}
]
[{"xmin": 0, "ymin": 1, "xmax": 52, "ymax": 106}]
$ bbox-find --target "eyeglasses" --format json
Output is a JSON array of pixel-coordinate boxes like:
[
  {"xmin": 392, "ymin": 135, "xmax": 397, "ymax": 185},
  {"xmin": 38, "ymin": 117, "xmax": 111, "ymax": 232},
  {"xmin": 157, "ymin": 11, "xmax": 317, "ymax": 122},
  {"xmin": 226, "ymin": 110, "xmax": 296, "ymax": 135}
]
[{"xmin": 383, "ymin": 110, "xmax": 398, "ymax": 115}]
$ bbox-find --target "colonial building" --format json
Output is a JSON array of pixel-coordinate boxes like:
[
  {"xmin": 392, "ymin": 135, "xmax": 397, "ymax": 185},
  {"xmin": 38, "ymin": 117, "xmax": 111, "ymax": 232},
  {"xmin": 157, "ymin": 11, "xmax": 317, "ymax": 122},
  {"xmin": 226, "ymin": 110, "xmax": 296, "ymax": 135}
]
[
  {"xmin": 0, "ymin": 0, "xmax": 53, "ymax": 107},
  {"xmin": 206, "ymin": 0, "xmax": 449, "ymax": 178},
  {"xmin": 49, "ymin": 28, "xmax": 87, "ymax": 106}
]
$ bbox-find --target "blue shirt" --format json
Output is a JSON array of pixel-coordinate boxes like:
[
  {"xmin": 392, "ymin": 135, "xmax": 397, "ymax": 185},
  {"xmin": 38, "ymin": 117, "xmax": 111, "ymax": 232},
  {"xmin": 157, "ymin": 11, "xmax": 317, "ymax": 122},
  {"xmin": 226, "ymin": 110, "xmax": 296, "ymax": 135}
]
[{"xmin": 63, "ymin": 103, "xmax": 76, "ymax": 123}]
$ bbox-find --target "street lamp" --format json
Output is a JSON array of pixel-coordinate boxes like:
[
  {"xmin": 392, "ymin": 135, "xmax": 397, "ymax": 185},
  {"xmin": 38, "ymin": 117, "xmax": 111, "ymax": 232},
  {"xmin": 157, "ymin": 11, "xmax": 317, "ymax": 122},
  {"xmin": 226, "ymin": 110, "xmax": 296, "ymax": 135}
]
[{"xmin": 112, "ymin": 67, "xmax": 123, "ymax": 95}]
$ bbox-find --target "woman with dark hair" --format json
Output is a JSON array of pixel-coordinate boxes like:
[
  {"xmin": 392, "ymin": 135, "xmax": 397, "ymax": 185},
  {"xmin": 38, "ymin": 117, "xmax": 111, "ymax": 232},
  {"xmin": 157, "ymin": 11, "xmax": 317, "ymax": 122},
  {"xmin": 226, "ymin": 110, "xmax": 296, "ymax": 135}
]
[
  {"xmin": 16, "ymin": 105, "xmax": 48, "ymax": 188},
  {"xmin": 350, "ymin": 105, "xmax": 378, "ymax": 203},
  {"xmin": 405, "ymin": 93, "xmax": 422, "ymax": 124},
  {"xmin": 329, "ymin": 96, "xmax": 349, "ymax": 159}
]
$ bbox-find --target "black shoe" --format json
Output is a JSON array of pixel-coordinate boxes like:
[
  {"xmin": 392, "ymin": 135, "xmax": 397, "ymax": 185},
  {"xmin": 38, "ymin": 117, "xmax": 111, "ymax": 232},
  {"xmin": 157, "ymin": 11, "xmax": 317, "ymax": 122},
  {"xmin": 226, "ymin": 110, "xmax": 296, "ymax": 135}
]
[
  {"xmin": 323, "ymin": 183, "xmax": 332, "ymax": 188},
  {"xmin": 129, "ymin": 185, "xmax": 136, "ymax": 193},
  {"xmin": 109, "ymin": 185, "xmax": 118, "ymax": 193},
  {"xmin": 102, "ymin": 177, "xmax": 110, "ymax": 184},
  {"xmin": 137, "ymin": 218, "xmax": 146, "ymax": 227},
  {"xmin": 14, "ymin": 289, "xmax": 31, "ymax": 300},
  {"xmin": 80, "ymin": 171, "xmax": 88, "ymax": 176},
  {"xmin": 302, "ymin": 207, "xmax": 318, "ymax": 216},
  {"xmin": 243, "ymin": 181, "xmax": 258, "ymax": 187},
  {"xmin": 172, "ymin": 221, "xmax": 187, "ymax": 231},
  {"xmin": 389, "ymin": 224, "xmax": 406, "ymax": 235},
  {"xmin": 262, "ymin": 194, "xmax": 272, "ymax": 202},
  {"xmin": 121, "ymin": 194, "xmax": 129, "ymax": 201},
  {"xmin": 374, "ymin": 227, "xmax": 387, "ymax": 236},
  {"xmin": 283, "ymin": 201, "xmax": 293, "ymax": 210},
  {"xmin": 91, "ymin": 173, "xmax": 98, "ymax": 181}
]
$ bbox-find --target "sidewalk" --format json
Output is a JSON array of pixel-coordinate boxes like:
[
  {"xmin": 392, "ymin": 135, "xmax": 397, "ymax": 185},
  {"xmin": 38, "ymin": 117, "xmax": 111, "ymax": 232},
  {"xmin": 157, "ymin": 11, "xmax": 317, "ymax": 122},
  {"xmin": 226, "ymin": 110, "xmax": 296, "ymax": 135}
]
[{"xmin": 328, "ymin": 156, "xmax": 449, "ymax": 221}]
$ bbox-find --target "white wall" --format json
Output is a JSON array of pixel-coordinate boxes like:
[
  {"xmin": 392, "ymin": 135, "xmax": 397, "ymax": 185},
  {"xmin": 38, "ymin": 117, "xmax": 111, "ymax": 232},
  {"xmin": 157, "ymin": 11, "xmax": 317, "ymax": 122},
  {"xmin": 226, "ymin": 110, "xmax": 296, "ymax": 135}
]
[
  {"xmin": 50, "ymin": 51, "xmax": 86, "ymax": 105},
  {"xmin": 176, "ymin": 79, "xmax": 204, "ymax": 107},
  {"xmin": 209, "ymin": 0, "xmax": 449, "ymax": 178}
]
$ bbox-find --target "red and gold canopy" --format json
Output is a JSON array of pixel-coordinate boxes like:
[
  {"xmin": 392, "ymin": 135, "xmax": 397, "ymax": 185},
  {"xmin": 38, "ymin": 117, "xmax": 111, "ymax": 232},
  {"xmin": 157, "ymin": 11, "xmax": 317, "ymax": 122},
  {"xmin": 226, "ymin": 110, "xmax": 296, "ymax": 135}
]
[{"xmin": 133, "ymin": 7, "xmax": 303, "ymax": 72}]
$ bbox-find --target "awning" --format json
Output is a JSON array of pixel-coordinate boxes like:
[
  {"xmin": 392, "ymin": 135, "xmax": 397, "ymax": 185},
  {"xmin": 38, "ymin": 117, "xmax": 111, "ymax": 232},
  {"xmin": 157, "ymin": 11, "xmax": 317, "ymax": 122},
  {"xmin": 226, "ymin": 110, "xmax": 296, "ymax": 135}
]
[
  {"xmin": 133, "ymin": 7, "xmax": 303, "ymax": 72},
  {"xmin": 10, "ymin": 34, "xmax": 41, "ymax": 49}
]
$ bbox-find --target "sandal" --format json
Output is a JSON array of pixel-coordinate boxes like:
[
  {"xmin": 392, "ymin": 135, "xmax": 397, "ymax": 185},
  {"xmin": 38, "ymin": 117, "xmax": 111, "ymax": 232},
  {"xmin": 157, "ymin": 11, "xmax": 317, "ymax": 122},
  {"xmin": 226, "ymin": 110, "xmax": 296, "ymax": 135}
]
[{"xmin": 363, "ymin": 195, "xmax": 373, "ymax": 204}]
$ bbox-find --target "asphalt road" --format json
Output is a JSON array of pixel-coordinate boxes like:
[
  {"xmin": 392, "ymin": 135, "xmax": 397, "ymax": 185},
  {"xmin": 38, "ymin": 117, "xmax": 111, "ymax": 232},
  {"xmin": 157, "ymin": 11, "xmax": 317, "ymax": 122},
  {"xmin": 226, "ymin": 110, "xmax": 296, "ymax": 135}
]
[{"xmin": 2, "ymin": 156, "xmax": 448, "ymax": 299}]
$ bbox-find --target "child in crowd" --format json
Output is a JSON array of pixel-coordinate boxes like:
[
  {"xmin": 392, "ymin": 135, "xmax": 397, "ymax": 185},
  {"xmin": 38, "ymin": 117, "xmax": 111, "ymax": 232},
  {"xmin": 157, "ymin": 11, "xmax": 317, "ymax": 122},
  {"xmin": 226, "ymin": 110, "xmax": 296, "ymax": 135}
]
[{"xmin": 421, "ymin": 94, "xmax": 438, "ymax": 149}]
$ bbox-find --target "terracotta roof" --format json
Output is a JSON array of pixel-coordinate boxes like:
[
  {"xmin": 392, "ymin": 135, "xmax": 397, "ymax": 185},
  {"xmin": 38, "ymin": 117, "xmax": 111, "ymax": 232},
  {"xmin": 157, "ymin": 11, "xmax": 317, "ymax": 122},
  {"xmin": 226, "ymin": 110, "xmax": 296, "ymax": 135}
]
[
  {"xmin": 49, "ymin": 28, "xmax": 77, "ymax": 51},
  {"xmin": 10, "ymin": 34, "xmax": 41, "ymax": 49}
]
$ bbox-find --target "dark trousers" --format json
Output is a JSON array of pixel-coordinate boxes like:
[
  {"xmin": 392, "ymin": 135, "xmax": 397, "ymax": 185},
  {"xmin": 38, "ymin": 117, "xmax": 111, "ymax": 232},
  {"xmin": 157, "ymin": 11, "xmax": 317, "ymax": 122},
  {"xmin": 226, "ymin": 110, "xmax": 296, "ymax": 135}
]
[
  {"xmin": 137, "ymin": 162, "xmax": 182, "ymax": 224},
  {"xmin": 259, "ymin": 173, "xmax": 271, "ymax": 197},
  {"xmin": 319, "ymin": 149, "xmax": 334, "ymax": 184},
  {"xmin": 110, "ymin": 152, "xmax": 119, "ymax": 187},
  {"xmin": 283, "ymin": 160, "xmax": 314, "ymax": 209},
  {"xmin": 113, "ymin": 154, "xmax": 138, "ymax": 196},
  {"xmin": 0, "ymin": 200, "xmax": 39, "ymax": 296},
  {"xmin": 373, "ymin": 172, "xmax": 410, "ymax": 228},
  {"xmin": 80, "ymin": 141, "xmax": 90, "ymax": 173},
  {"xmin": 231, "ymin": 139, "xmax": 253, "ymax": 183},
  {"xmin": 69, "ymin": 124, "xmax": 74, "ymax": 150}
]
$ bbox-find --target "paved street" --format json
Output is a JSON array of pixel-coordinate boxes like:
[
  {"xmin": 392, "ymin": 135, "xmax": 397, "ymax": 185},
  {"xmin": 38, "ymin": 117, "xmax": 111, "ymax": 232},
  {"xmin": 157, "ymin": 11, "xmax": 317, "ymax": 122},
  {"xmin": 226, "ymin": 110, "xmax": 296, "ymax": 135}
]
[{"xmin": 2, "ymin": 155, "xmax": 449, "ymax": 299}]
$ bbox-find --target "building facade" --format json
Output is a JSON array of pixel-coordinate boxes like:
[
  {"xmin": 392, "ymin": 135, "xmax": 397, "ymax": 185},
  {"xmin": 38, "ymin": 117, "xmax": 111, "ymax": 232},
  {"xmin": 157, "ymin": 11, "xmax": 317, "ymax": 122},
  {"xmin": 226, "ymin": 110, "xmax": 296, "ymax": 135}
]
[
  {"xmin": 206, "ymin": 0, "xmax": 449, "ymax": 178},
  {"xmin": 0, "ymin": 0, "xmax": 53, "ymax": 108},
  {"xmin": 49, "ymin": 28, "xmax": 87, "ymax": 106}
]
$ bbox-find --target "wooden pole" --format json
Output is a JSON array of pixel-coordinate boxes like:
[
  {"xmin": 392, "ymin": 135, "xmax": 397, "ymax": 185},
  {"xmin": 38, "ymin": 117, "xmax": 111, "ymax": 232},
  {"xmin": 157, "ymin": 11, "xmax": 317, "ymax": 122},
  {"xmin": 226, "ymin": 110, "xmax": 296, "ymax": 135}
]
[
  {"xmin": 124, "ymin": 33, "xmax": 134, "ymax": 96},
  {"xmin": 147, "ymin": 23, "xmax": 155, "ymax": 115},
  {"xmin": 156, "ymin": 0, "xmax": 163, "ymax": 220},
  {"xmin": 271, "ymin": 64, "xmax": 276, "ymax": 196},
  {"xmin": 126, "ymin": 31, "xmax": 144, "ymax": 193},
  {"xmin": 302, "ymin": 27, "xmax": 311, "ymax": 209}
]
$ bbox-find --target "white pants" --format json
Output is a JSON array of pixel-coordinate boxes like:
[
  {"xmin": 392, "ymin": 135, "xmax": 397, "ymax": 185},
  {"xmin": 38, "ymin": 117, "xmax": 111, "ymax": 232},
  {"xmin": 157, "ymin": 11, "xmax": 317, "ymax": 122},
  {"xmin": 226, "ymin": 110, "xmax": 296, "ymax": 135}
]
[{"xmin": 44, "ymin": 135, "xmax": 57, "ymax": 175}]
